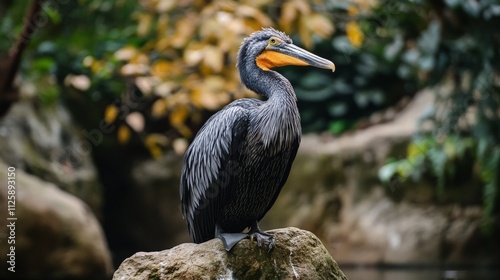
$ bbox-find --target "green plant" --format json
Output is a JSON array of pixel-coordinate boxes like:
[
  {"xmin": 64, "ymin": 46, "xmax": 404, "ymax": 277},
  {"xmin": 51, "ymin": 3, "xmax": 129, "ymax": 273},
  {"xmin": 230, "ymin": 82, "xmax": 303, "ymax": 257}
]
[{"xmin": 377, "ymin": 0, "xmax": 500, "ymax": 232}]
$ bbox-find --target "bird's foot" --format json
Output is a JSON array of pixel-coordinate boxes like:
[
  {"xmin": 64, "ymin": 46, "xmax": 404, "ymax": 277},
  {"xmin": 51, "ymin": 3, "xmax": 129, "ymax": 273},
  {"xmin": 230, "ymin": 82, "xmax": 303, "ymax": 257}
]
[
  {"xmin": 250, "ymin": 230, "xmax": 275, "ymax": 252},
  {"xmin": 217, "ymin": 232, "xmax": 248, "ymax": 252}
]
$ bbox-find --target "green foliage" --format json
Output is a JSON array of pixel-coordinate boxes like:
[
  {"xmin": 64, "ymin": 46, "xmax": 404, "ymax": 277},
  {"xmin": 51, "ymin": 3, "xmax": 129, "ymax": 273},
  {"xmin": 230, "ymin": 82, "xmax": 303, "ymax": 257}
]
[{"xmin": 376, "ymin": 0, "xmax": 500, "ymax": 232}]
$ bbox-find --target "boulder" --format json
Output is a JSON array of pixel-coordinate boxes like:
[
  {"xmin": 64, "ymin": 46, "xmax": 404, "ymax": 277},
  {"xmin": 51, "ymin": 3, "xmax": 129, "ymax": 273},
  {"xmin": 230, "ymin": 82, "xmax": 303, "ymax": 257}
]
[
  {"xmin": 0, "ymin": 159, "xmax": 113, "ymax": 279},
  {"xmin": 113, "ymin": 227, "xmax": 347, "ymax": 280},
  {"xmin": 0, "ymin": 100, "xmax": 103, "ymax": 215}
]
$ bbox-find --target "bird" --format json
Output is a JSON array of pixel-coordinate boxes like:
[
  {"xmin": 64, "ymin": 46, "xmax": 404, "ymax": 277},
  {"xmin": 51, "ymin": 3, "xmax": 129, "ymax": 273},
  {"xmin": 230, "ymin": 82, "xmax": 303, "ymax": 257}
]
[{"xmin": 180, "ymin": 28, "xmax": 335, "ymax": 252}]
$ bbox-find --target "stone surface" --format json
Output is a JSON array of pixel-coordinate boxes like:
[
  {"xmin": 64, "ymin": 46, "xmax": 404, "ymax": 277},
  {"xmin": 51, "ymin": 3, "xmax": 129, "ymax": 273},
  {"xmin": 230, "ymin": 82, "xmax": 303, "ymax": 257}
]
[
  {"xmin": 0, "ymin": 159, "xmax": 113, "ymax": 279},
  {"xmin": 113, "ymin": 227, "xmax": 347, "ymax": 280},
  {"xmin": 0, "ymin": 100, "xmax": 103, "ymax": 215}
]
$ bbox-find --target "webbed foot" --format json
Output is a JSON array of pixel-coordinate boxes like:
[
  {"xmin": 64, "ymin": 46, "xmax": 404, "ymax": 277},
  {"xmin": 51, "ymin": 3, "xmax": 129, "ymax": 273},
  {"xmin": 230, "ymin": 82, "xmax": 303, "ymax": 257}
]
[{"xmin": 217, "ymin": 232, "xmax": 248, "ymax": 251}]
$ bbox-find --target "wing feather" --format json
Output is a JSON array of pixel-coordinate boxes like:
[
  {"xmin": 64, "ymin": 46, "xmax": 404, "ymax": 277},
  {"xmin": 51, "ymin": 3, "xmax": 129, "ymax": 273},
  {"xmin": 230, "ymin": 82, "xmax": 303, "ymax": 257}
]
[{"xmin": 180, "ymin": 105, "xmax": 249, "ymax": 243}]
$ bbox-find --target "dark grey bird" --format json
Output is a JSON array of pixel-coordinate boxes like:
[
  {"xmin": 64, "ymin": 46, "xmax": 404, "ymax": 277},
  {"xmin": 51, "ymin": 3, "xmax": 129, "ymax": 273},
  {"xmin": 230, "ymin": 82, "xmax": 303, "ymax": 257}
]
[{"xmin": 180, "ymin": 28, "xmax": 335, "ymax": 251}]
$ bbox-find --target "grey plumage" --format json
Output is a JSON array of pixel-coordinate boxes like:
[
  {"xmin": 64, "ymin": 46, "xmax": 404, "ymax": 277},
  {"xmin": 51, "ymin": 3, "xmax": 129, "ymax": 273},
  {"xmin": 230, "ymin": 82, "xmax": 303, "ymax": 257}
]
[{"xmin": 180, "ymin": 28, "xmax": 335, "ymax": 250}]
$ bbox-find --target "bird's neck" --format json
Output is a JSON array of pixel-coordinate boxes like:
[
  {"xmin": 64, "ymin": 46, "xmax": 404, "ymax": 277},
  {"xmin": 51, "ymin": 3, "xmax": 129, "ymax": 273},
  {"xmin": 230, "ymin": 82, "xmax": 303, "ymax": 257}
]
[
  {"xmin": 241, "ymin": 67, "xmax": 301, "ymax": 150},
  {"xmin": 242, "ymin": 64, "xmax": 296, "ymax": 98}
]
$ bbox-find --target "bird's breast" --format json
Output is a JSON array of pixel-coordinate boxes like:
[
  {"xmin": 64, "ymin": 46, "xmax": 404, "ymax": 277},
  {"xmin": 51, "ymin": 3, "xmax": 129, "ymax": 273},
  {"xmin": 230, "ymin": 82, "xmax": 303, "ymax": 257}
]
[{"xmin": 251, "ymin": 104, "xmax": 301, "ymax": 154}]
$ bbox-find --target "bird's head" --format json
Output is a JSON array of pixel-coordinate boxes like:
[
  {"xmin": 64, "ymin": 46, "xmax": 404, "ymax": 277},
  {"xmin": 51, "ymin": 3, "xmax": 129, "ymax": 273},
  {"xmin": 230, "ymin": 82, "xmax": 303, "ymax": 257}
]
[{"xmin": 237, "ymin": 28, "xmax": 335, "ymax": 73}]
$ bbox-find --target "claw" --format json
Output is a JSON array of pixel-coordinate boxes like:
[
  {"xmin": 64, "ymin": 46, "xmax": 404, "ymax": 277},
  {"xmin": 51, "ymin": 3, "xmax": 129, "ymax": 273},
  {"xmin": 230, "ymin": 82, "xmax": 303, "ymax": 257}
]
[{"xmin": 250, "ymin": 229, "xmax": 275, "ymax": 252}]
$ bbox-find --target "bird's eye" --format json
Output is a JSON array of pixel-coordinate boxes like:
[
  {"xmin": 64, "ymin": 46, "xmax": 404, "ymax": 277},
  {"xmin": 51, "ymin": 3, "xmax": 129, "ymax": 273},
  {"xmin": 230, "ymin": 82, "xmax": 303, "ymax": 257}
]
[{"xmin": 269, "ymin": 38, "xmax": 278, "ymax": 45}]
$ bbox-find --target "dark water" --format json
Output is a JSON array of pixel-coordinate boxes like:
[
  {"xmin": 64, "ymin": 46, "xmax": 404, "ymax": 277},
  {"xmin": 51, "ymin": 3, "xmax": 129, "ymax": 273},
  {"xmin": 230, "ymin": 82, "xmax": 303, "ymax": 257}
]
[{"xmin": 342, "ymin": 267, "xmax": 500, "ymax": 280}]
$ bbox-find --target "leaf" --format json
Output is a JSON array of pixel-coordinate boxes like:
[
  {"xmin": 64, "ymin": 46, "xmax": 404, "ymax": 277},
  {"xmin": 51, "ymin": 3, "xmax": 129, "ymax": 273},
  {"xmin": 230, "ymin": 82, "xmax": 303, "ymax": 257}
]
[
  {"xmin": 328, "ymin": 103, "xmax": 348, "ymax": 117},
  {"xmin": 135, "ymin": 76, "xmax": 159, "ymax": 95},
  {"xmin": 346, "ymin": 21, "xmax": 364, "ymax": 48},
  {"xmin": 43, "ymin": 4, "xmax": 61, "ymax": 24},
  {"xmin": 184, "ymin": 42, "xmax": 205, "ymax": 67},
  {"xmin": 417, "ymin": 20, "xmax": 441, "ymax": 54},
  {"xmin": 151, "ymin": 61, "xmax": 173, "ymax": 78},
  {"xmin": 117, "ymin": 125, "xmax": 131, "ymax": 144},
  {"xmin": 126, "ymin": 112, "xmax": 145, "ymax": 133},
  {"xmin": 136, "ymin": 13, "xmax": 153, "ymax": 36},
  {"xmin": 191, "ymin": 76, "xmax": 228, "ymax": 110},
  {"xmin": 104, "ymin": 104, "xmax": 119, "ymax": 124},
  {"xmin": 145, "ymin": 133, "xmax": 169, "ymax": 158},
  {"xmin": 173, "ymin": 138, "xmax": 189, "ymax": 155},
  {"xmin": 151, "ymin": 99, "xmax": 169, "ymax": 118},
  {"xmin": 378, "ymin": 162, "xmax": 399, "ymax": 183},
  {"xmin": 114, "ymin": 46, "xmax": 138, "ymax": 61},
  {"xmin": 305, "ymin": 14, "xmax": 334, "ymax": 39},
  {"xmin": 171, "ymin": 14, "xmax": 197, "ymax": 48},
  {"xmin": 202, "ymin": 46, "xmax": 224, "ymax": 73},
  {"xmin": 347, "ymin": 5, "xmax": 359, "ymax": 16},
  {"xmin": 154, "ymin": 81, "xmax": 177, "ymax": 97},
  {"xmin": 65, "ymin": 75, "xmax": 91, "ymax": 91},
  {"xmin": 120, "ymin": 63, "xmax": 149, "ymax": 76},
  {"xmin": 279, "ymin": 1, "xmax": 298, "ymax": 32},
  {"xmin": 169, "ymin": 105, "xmax": 189, "ymax": 126},
  {"xmin": 332, "ymin": 36, "xmax": 357, "ymax": 54},
  {"xmin": 236, "ymin": 5, "xmax": 273, "ymax": 27}
]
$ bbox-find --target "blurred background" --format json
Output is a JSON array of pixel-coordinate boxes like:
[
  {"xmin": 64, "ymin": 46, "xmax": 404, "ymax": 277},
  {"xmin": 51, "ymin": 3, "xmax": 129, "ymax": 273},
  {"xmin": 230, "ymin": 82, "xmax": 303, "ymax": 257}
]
[{"xmin": 0, "ymin": 0, "xmax": 499, "ymax": 279}]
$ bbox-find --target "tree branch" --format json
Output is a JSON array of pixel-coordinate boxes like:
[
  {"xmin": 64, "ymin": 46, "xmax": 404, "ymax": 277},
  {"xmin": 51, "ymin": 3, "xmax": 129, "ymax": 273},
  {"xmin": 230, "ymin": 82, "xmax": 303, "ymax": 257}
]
[{"xmin": 0, "ymin": 0, "xmax": 44, "ymax": 116}]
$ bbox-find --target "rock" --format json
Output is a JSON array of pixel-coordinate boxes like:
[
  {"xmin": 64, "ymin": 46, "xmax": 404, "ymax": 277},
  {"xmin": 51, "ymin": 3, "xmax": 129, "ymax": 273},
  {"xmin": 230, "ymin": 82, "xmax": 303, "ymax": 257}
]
[
  {"xmin": 113, "ymin": 227, "xmax": 347, "ymax": 280},
  {"xmin": 0, "ymin": 100, "xmax": 103, "ymax": 215},
  {"xmin": 0, "ymin": 159, "xmax": 113, "ymax": 280}
]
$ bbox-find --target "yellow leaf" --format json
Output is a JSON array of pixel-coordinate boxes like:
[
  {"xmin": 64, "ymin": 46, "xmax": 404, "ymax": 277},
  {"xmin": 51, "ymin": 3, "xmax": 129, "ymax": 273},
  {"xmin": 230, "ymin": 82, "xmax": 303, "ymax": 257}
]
[
  {"xmin": 135, "ymin": 76, "xmax": 159, "ymax": 95},
  {"xmin": 114, "ymin": 46, "xmax": 138, "ymax": 61},
  {"xmin": 120, "ymin": 64, "xmax": 150, "ymax": 76},
  {"xmin": 298, "ymin": 16, "xmax": 312, "ymax": 49},
  {"xmin": 408, "ymin": 143, "xmax": 422, "ymax": 159},
  {"xmin": 154, "ymin": 81, "xmax": 177, "ymax": 97},
  {"xmin": 136, "ymin": 13, "xmax": 152, "ymax": 36},
  {"xmin": 131, "ymin": 53, "xmax": 150, "ymax": 65},
  {"xmin": 145, "ymin": 133, "xmax": 169, "ymax": 147},
  {"xmin": 117, "ymin": 125, "xmax": 131, "ymax": 144},
  {"xmin": 306, "ymin": 14, "xmax": 334, "ymax": 38},
  {"xmin": 191, "ymin": 76, "xmax": 227, "ymax": 110},
  {"xmin": 170, "ymin": 105, "xmax": 189, "ymax": 126},
  {"xmin": 235, "ymin": 5, "xmax": 272, "ymax": 27},
  {"xmin": 184, "ymin": 42, "xmax": 205, "ymax": 66},
  {"xmin": 279, "ymin": 1, "xmax": 298, "ymax": 33},
  {"xmin": 151, "ymin": 61, "xmax": 172, "ymax": 78},
  {"xmin": 145, "ymin": 133, "xmax": 169, "ymax": 158},
  {"xmin": 203, "ymin": 46, "xmax": 224, "ymax": 73},
  {"xmin": 346, "ymin": 21, "xmax": 364, "ymax": 48},
  {"xmin": 347, "ymin": 5, "xmax": 359, "ymax": 16},
  {"xmin": 171, "ymin": 14, "xmax": 197, "ymax": 48},
  {"xmin": 90, "ymin": 60, "xmax": 105, "ymax": 74},
  {"xmin": 148, "ymin": 146, "xmax": 163, "ymax": 158},
  {"xmin": 156, "ymin": 0, "xmax": 176, "ymax": 13},
  {"xmin": 151, "ymin": 99, "xmax": 169, "ymax": 118},
  {"xmin": 104, "ymin": 104, "xmax": 119, "ymax": 124}
]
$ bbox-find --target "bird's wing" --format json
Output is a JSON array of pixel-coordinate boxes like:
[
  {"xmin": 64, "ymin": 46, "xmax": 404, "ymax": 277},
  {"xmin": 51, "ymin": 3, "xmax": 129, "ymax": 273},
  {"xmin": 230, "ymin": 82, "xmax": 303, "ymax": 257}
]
[
  {"xmin": 180, "ymin": 105, "xmax": 249, "ymax": 243},
  {"xmin": 258, "ymin": 136, "xmax": 300, "ymax": 222}
]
